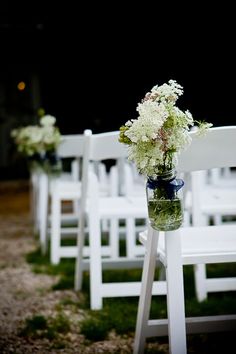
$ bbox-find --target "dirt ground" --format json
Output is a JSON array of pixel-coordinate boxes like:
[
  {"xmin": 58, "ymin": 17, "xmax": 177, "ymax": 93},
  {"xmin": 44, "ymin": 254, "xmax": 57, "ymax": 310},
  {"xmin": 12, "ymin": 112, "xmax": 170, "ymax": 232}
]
[{"xmin": 0, "ymin": 181, "xmax": 139, "ymax": 354}]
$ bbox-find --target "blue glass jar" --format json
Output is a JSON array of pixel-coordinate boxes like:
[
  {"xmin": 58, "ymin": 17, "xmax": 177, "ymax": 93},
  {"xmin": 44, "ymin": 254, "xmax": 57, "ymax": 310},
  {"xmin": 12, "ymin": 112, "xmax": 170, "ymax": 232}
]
[
  {"xmin": 146, "ymin": 169, "xmax": 184, "ymax": 231},
  {"xmin": 28, "ymin": 151, "xmax": 62, "ymax": 176}
]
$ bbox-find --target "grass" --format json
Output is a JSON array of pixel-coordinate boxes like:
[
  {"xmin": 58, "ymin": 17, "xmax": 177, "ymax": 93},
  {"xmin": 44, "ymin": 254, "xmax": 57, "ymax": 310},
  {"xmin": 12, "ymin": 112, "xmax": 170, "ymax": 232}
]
[
  {"xmin": 26, "ymin": 243, "xmax": 236, "ymax": 348},
  {"xmin": 20, "ymin": 313, "xmax": 70, "ymax": 345},
  {"xmin": 26, "ymin": 247, "xmax": 76, "ymax": 290}
]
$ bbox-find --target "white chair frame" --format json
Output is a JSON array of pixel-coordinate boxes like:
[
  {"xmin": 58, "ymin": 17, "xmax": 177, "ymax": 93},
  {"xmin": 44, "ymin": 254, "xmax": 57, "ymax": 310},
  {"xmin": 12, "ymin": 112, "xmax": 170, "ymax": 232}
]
[
  {"xmin": 49, "ymin": 134, "xmax": 85, "ymax": 263},
  {"xmin": 38, "ymin": 134, "xmax": 84, "ymax": 255},
  {"xmin": 134, "ymin": 126, "xmax": 236, "ymax": 354},
  {"xmin": 74, "ymin": 131, "xmax": 166, "ymax": 310}
]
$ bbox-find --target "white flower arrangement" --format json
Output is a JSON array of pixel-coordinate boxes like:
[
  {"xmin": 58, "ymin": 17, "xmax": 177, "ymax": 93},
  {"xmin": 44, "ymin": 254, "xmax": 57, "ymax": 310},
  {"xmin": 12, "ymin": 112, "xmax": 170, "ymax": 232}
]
[
  {"xmin": 119, "ymin": 80, "xmax": 212, "ymax": 177},
  {"xmin": 11, "ymin": 114, "xmax": 62, "ymax": 174},
  {"xmin": 11, "ymin": 114, "xmax": 62, "ymax": 157}
]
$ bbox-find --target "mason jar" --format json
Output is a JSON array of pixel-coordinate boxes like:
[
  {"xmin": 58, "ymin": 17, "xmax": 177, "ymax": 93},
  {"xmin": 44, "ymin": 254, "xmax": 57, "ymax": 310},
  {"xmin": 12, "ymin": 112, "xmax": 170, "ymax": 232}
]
[{"xmin": 146, "ymin": 169, "xmax": 184, "ymax": 231}]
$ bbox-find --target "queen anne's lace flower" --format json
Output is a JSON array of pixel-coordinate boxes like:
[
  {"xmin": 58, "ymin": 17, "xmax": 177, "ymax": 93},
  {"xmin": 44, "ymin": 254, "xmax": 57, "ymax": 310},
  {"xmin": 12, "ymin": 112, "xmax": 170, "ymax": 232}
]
[{"xmin": 119, "ymin": 80, "xmax": 212, "ymax": 177}]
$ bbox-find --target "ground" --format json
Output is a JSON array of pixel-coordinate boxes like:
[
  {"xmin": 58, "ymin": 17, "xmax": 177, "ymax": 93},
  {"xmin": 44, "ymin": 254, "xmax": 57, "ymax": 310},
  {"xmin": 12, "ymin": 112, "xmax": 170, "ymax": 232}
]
[
  {"xmin": 1, "ymin": 181, "xmax": 235, "ymax": 354},
  {"xmin": 0, "ymin": 181, "xmax": 139, "ymax": 354}
]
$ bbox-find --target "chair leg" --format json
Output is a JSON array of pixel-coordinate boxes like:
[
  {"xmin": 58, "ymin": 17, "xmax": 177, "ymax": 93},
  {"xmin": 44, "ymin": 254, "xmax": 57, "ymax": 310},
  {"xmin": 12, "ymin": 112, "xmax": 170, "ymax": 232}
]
[
  {"xmin": 50, "ymin": 194, "xmax": 61, "ymax": 264},
  {"xmin": 30, "ymin": 172, "xmax": 37, "ymax": 230},
  {"xmin": 35, "ymin": 174, "xmax": 40, "ymax": 233},
  {"xmin": 74, "ymin": 214, "xmax": 86, "ymax": 291},
  {"xmin": 126, "ymin": 217, "xmax": 136, "ymax": 258},
  {"xmin": 192, "ymin": 210, "xmax": 208, "ymax": 302},
  {"xmin": 101, "ymin": 218, "xmax": 109, "ymax": 233},
  {"xmin": 194, "ymin": 264, "xmax": 207, "ymax": 301},
  {"xmin": 165, "ymin": 230, "xmax": 187, "ymax": 354},
  {"xmin": 212, "ymin": 214, "xmax": 222, "ymax": 225},
  {"xmin": 89, "ymin": 213, "xmax": 103, "ymax": 309},
  {"xmin": 110, "ymin": 218, "xmax": 119, "ymax": 258},
  {"xmin": 133, "ymin": 226, "xmax": 159, "ymax": 354},
  {"xmin": 39, "ymin": 173, "xmax": 49, "ymax": 255}
]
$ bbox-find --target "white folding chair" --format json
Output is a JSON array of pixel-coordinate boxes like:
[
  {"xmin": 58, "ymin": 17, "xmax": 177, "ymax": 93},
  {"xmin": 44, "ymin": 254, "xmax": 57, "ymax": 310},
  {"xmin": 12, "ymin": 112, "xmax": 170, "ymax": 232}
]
[
  {"xmin": 134, "ymin": 126, "xmax": 236, "ymax": 354},
  {"xmin": 50, "ymin": 133, "xmax": 121, "ymax": 265},
  {"xmin": 49, "ymin": 133, "xmax": 86, "ymax": 263},
  {"xmin": 74, "ymin": 131, "xmax": 168, "ymax": 310},
  {"xmin": 187, "ymin": 168, "xmax": 236, "ymax": 301},
  {"xmin": 38, "ymin": 134, "xmax": 84, "ymax": 255}
]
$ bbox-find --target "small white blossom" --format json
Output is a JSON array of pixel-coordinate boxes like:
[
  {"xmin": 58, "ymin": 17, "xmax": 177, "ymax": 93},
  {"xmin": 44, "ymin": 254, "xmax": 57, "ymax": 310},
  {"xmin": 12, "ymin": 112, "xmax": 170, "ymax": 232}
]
[
  {"xmin": 119, "ymin": 80, "xmax": 212, "ymax": 177},
  {"xmin": 40, "ymin": 115, "xmax": 56, "ymax": 127},
  {"xmin": 196, "ymin": 122, "xmax": 213, "ymax": 136}
]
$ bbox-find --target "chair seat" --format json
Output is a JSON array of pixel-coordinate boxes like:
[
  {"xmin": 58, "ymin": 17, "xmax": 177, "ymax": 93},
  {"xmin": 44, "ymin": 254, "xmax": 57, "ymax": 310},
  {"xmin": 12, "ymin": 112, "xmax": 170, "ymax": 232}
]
[
  {"xmin": 87, "ymin": 196, "xmax": 148, "ymax": 218},
  {"xmin": 202, "ymin": 186, "xmax": 236, "ymax": 214},
  {"xmin": 139, "ymin": 224, "xmax": 236, "ymax": 265},
  {"xmin": 185, "ymin": 186, "xmax": 236, "ymax": 214},
  {"xmin": 50, "ymin": 180, "xmax": 82, "ymax": 198}
]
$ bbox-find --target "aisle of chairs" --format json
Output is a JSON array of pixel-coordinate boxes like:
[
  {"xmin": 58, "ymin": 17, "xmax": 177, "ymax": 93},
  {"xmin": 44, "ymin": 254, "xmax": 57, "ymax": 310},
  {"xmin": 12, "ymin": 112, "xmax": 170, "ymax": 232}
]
[{"xmin": 30, "ymin": 126, "xmax": 236, "ymax": 353}]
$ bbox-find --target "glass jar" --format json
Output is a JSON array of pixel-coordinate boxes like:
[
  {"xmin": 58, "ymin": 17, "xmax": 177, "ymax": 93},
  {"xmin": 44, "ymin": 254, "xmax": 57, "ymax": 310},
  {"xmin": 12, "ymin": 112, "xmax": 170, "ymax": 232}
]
[
  {"xmin": 28, "ymin": 151, "xmax": 62, "ymax": 176},
  {"xmin": 44, "ymin": 150, "xmax": 62, "ymax": 175},
  {"xmin": 146, "ymin": 169, "xmax": 184, "ymax": 231}
]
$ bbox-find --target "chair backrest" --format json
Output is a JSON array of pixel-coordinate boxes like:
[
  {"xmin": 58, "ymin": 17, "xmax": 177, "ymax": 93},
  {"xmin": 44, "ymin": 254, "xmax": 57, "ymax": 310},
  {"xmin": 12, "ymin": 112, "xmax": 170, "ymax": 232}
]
[
  {"xmin": 83, "ymin": 130, "xmax": 128, "ymax": 191},
  {"xmin": 57, "ymin": 134, "xmax": 85, "ymax": 158},
  {"xmin": 178, "ymin": 126, "xmax": 236, "ymax": 173},
  {"xmin": 178, "ymin": 126, "xmax": 236, "ymax": 226},
  {"xmin": 57, "ymin": 133, "xmax": 90, "ymax": 181},
  {"xmin": 88, "ymin": 131, "xmax": 128, "ymax": 161},
  {"xmin": 76, "ymin": 129, "xmax": 127, "ymax": 237},
  {"xmin": 79, "ymin": 130, "xmax": 128, "ymax": 210}
]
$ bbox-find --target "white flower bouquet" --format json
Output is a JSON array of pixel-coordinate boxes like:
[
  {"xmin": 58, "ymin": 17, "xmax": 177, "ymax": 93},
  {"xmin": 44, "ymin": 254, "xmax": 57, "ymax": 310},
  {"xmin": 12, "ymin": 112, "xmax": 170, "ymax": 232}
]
[
  {"xmin": 119, "ymin": 80, "xmax": 212, "ymax": 230},
  {"xmin": 11, "ymin": 115, "xmax": 62, "ymax": 174},
  {"xmin": 119, "ymin": 80, "xmax": 212, "ymax": 177}
]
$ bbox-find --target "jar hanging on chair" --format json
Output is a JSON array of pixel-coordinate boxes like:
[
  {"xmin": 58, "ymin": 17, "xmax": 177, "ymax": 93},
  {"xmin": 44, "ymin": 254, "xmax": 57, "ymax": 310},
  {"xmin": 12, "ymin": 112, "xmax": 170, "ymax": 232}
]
[{"xmin": 146, "ymin": 168, "xmax": 184, "ymax": 231}]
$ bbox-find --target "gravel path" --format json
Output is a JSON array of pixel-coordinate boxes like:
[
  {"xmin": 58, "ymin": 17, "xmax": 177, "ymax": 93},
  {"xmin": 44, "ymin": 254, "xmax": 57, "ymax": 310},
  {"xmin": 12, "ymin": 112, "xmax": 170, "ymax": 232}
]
[{"xmin": 0, "ymin": 181, "xmax": 138, "ymax": 354}]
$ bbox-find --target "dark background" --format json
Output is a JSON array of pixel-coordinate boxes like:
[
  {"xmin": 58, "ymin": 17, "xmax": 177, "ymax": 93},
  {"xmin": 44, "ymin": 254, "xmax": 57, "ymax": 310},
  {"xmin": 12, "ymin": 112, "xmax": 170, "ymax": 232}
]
[{"xmin": 0, "ymin": 3, "xmax": 235, "ymax": 179}]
